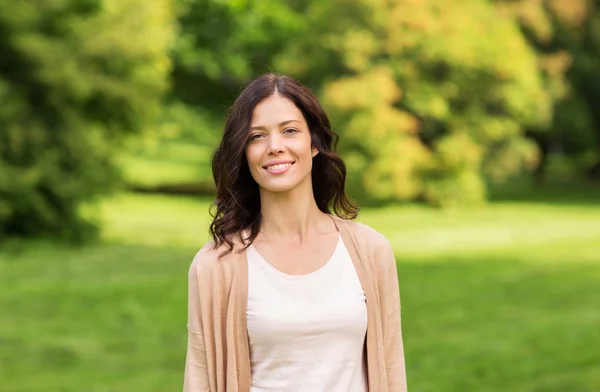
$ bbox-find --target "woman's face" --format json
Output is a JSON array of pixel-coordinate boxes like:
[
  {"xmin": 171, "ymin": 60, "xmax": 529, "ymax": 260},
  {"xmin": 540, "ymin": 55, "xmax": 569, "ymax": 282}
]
[{"xmin": 245, "ymin": 94, "xmax": 318, "ymax": 194}]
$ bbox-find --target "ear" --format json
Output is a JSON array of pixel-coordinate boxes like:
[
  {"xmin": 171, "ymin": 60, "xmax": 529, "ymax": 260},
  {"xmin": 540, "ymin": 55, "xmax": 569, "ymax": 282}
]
[{"xmin": 311, "ymin": 146, "xmax": 319, "ymax": 158}]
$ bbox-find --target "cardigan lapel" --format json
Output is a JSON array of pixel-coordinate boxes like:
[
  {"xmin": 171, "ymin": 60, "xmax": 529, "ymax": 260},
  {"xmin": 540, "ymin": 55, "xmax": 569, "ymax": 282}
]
[
  {"xmin": 236, "ymin": 246, "xmax": 251, "ymax": 391},
  {"xmin": 225, "ymin": 236, "xmax": 251, "ymax": 392},
  {"xmin": 331, "ymin": 216, "xmax": 383, "ymax": 391}
]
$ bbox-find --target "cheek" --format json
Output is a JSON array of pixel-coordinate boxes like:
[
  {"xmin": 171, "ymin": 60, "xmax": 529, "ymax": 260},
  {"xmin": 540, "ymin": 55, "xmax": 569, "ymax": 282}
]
[
  {"xmin": 291, "ymin": 134, "xmax": 313, "ymax": 154},
  {"xmin": 245, "ymin": 145, "xmax": 258, "ymax": 165},
  {"xmin": 303, "ymin": 134, "xmax": 315, "ymax": 153},
  {"xmin": 245, "ymin": 147, "xmax": 262, "ymax": 177}
]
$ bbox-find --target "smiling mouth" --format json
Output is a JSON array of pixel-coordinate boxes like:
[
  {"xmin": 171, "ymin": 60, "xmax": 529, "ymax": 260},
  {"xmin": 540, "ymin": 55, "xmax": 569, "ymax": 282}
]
[{"xmin": 264, "ymin": 162, "xmax": 294, "ymax": 173}]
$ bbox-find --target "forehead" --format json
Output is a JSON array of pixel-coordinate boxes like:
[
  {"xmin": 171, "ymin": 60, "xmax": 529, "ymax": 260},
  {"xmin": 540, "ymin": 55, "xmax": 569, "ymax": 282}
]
[{"xmin": 250, "ymin": 94, "xmax": 305, "ymax": 127}]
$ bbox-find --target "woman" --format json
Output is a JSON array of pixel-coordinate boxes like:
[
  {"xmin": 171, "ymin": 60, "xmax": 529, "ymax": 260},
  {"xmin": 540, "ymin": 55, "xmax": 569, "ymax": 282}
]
[{"xmin": 184, "ymin": 74, "xmax": 407, "ymax": 392}]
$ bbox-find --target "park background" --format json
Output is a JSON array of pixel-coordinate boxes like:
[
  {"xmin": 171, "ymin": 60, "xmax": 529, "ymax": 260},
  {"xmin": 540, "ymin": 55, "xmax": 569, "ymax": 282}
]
[{"xmin": 1, "ymin": 0, "xmax": 599, "ymax": 391}]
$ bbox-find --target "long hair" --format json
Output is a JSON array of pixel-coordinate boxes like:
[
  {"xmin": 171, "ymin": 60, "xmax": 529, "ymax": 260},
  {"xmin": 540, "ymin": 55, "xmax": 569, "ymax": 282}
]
[{"xmin": 209, "ymin": 73, "xmax": 359, "ymax": 256}]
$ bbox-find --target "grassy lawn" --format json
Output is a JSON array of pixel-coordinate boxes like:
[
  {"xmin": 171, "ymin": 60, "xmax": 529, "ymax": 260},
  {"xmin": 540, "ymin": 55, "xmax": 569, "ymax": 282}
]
[{"xmin": 1, "ymin": 187, "xmax": 600, "ymax": 391}]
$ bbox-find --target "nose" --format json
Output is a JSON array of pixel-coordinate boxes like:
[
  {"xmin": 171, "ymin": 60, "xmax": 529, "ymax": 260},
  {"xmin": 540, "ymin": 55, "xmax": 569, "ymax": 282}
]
[{"xmin": 267, "ymin": 133, "xmax": 285, "ymax": 155}]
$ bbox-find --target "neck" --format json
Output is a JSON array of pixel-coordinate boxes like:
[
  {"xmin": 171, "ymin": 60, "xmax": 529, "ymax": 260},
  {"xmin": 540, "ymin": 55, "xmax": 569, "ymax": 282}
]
[{"xmin": 258, "ymin": 181, "xmax": 329, "ymax": 244}]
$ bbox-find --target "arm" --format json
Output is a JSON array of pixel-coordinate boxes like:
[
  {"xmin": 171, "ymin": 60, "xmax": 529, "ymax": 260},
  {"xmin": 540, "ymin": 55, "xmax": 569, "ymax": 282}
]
[
  {"xmin": 183, "ymin": 256, "xmax": 211, "ymax": 392},
  {"xmin": 378, "ymin": 239, "xmax": 408, "ymax": 391}
]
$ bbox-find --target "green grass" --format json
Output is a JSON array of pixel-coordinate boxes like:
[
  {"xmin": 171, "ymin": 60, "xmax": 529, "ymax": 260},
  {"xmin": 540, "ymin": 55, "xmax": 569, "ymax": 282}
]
[
  {"xmin": 1, "ymin": 188, "xmax": 600, "ymax": 391},
  {"xmin": 118, "ymin": 140, "xmax": 213, "ymax": 187}
]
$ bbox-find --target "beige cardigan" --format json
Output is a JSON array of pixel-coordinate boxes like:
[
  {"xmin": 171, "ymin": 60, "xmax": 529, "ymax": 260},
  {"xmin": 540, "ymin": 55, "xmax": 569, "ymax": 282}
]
[{"xmin": 183, "ymin": 216, "xmax": 407, "ymax": 391}]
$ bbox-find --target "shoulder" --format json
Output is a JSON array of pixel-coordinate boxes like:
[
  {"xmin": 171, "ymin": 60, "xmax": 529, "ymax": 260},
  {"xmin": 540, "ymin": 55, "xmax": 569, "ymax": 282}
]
[
  {"xmin": 336, "ymin": 217, "xmax": 392, "ymax": 251},
  {"xmin": 190, "ymin": 241, "xmax": 218, "ymax": 273},
  {"xmin": 189, "ymin": 239, "xmax": 244, "ymax": 282},
  {"xmin": 335, "ymin": 217, "xmax": 397, "ymax": 279}
]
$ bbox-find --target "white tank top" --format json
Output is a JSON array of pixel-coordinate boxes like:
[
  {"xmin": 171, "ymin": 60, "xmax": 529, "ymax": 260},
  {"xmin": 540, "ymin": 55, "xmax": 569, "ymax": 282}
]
[{"xmin": 246, "ymin": 234, "xmax": 368, "ymax": 392}]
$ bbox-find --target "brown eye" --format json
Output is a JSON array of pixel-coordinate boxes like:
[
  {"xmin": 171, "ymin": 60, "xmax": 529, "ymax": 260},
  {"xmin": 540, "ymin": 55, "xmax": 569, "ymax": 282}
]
[{"xmin": 283, "ymin": 128, "xmax": 298, "ymax": 134}]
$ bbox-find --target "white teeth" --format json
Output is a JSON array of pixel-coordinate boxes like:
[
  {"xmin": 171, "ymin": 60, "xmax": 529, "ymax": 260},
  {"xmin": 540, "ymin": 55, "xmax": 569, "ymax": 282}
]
[{"xmin": 267, "ymin": 163, "xmax": 292, "ymax": 171}]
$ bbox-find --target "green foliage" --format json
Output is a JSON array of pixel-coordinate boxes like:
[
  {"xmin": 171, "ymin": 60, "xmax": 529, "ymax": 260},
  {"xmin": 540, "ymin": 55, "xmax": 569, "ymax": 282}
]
[
  {"xmin": 298, "ymin": 0, "xmax": 551, "ymax": 206},
  {"xmin": 552, "ymin": 0, "xmax": 600, "ymax": 170},
  {"xmin": 504, "ymin": 0, "xmax": 600, "ymax": 173},
  {"xmin": 118, "ymin": 102, "xmax": 220, "ymax": 188},
  {"xmin": 3, "ymin": 0, "xmax": 600, "ymax": 239},
  {"xmin": 168, "ymin": 0, "xmax": 600, "ymax": 206},
  {"xmin": 173, "ymin": 0, "xmax": 555, "ymax": 206},
  {"xmin": 0, "ymin": 0, "xmax": 173, "ymax": 240},
  {"xmin": 171, "ymin": 0, "xmax": 304, "ymax": 111}
]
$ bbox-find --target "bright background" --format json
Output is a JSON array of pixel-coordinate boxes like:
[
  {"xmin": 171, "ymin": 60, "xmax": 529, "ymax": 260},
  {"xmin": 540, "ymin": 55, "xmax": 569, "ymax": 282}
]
[{"xmin": 1, "ymin": 1, "xmax": 600, "ymax": 391}]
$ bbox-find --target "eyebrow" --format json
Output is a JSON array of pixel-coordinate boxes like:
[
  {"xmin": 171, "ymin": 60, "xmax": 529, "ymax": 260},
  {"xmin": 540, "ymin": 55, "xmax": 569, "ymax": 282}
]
[{"xmin": 249, "ymin": 119, "xmax": 300, "ymax": 131}]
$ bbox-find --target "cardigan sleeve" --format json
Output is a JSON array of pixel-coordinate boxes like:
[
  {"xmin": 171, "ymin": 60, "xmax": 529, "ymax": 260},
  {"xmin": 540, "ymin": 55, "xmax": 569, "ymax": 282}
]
[
  {"xmin": 183, "ymin": 253, "xmax": 211, "ymax": 392},
  {"xmin": 378, "ymin": 238, "xmax": 408, "ymax": 391}
]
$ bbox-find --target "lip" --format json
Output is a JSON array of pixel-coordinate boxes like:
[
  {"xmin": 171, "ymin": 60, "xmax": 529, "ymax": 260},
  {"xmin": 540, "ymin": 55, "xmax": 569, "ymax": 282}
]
[{"xmin": 263, "ymin": 160, "xmax": 295, "ymax": 175}]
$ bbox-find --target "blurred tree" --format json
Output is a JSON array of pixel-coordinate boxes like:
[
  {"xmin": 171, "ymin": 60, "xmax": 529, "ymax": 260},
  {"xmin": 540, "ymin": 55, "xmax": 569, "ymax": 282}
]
[
  {"xmin": 0, "ymin": 0, "xmax": 173, "ymax": 240},
  {"xmin": 172, "ymin": 0, "xmax": 596, "ymax": 205},
  {"xmin": 551, "ymin": 0, "xmax": 600, "ymax": 179},
  {"xmin": 155, "ymin": 0, "xmax": 309, "ymax": 188},
  {"xmin": 277, "ymin": 0, "xmax": 553, "ymax": 206},
  {"xmin": 496, "ymin": 0, "xmax": 600, "ymax": 183},
  {"xmin": 172, "ymin": 0, "xmax": 305, "ymax": 113}
]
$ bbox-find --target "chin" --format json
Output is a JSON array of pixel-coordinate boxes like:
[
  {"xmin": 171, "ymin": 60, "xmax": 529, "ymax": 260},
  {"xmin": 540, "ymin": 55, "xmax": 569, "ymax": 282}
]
[
  {"xmin": 259, "ymin": 181, "xmax": 299, "ymax": 193},
  {"xmin": 253, "ymin": 168, "xmax": 313, "ymax": 194}
]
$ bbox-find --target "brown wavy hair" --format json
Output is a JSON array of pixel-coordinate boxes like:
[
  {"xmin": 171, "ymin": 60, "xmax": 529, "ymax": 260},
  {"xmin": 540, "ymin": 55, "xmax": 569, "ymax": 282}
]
[{"xmin": 209, "ymin": 73, "xmax": 359, "ymax": 256}]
